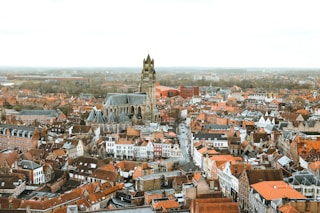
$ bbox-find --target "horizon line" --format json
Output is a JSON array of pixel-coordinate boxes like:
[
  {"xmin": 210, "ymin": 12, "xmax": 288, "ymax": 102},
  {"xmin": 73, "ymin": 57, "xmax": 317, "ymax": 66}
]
[{"xmin": 0, "ymin": 65, "xmax": 319, "ymax": 70}]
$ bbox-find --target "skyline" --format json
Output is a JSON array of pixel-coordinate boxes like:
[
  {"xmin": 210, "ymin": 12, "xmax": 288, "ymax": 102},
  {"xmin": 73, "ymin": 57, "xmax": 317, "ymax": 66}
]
[{"xmin": 1, "ymin": 0, "xmax": 320, "ymax": 68}]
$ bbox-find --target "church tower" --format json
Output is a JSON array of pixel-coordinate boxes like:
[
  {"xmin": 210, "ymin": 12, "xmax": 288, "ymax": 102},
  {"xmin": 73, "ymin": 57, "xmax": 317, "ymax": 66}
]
[{"xmin": 140, "ymin": 54, "xmax": 156, "ymax": 122}]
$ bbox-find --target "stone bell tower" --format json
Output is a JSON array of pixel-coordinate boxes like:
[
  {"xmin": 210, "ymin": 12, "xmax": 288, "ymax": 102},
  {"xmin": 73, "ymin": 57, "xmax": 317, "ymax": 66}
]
[{"xmin": 140, "ymin": 54, "xmax": 156, "ymax": 121}]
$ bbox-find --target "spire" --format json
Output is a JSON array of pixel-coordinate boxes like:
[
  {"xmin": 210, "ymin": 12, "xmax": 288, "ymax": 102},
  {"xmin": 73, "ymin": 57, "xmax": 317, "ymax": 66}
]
[{"xmin": 144, "ymin": 54, "xmax": 153, "ymax": 65}]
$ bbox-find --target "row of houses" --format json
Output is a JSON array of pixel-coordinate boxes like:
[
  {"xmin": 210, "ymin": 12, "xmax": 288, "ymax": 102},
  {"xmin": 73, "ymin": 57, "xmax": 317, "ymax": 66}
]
[{"xmin": 105, "ymin": 134, "xmax": 182, "ymax": 160}]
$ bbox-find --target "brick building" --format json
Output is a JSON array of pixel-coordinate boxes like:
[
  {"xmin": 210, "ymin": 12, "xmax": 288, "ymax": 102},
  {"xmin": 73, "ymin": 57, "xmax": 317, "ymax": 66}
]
[
  {"xmin": 238, "ymin": 169, "xmax": 283, "ymax": 212},
  {"xmin": 178, "ymin": 86, "xmax": 199, "ymax": 99},
  {"xmin": 16, "ymin": 109, "xmax": 66, "ymax": 125},
  {"xmin": 156, "ymin": 82, "xmax": 180, "ymax": 98},
  {"xmin": 0, "ymin": 124, "xmax": 44, "ymax": 152}
]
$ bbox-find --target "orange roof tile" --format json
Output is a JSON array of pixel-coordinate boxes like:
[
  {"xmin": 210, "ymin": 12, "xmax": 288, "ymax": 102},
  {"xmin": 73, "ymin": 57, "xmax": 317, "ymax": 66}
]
[
  {"xmin": 190, "ymin": 198, "xmax": 239, "ymax": 213},
  {"xmin": 153, "ymin": 132, "xmax": 164, "ymax": 139},
  {"xmin": 251, "ymin": 181, "xmax": 305, "ymax": 200},
  {"xmin": 308, "ymin": 161, "xmax": 320, "ymax": 171},
  {"xmin": 209, "ymin": 155, "xmax": 240, "ymax": 163},
  {"xmin": 207, "ymin": 149, "xmax": 218, "ymax": 155},
  {"xmin": 0, "ymin": 150, "xmax": 18, "ymax": 166},
  {"xmin": 53, "ymin": 149, "xmax": 66, "ymax": 156},
  {"xmin": 126, "ymin": 127, "xmax": 140, "ymax": 136},
  {"xmin": 97, "ymin": 164, "xmax": 117, "ymax": 172},
  {"xmin": 198, "ymin": 147, "xmax": 207, "ymax": 154},
  {"xmin": 118, "ymin": 138, "xmax": 133, "ymax": 145},
  {"xmin": 153, "ymin": 200, "xmax": 180, "ymax": 210},
  {"xmin": 194, "ymin": 142, "xmax": 202, "ymax": 148},
  {"xmin": 168, "ymin": 132, "xmax": 176, "ymax": 137},
  {"xmin": 278, "ymin": 204, "xmax": 300, "ymax": 213},
  {"xmin": 53, "ymin": 206, "xmax": 67, "ymax": 213},
  {"xmin": 193, "ymin": 172, "xmax": 201, "ymax": 182},
  {"xmin": 197, "ymin": 203, "xmax": 239, "ymax": 213},
  {"xmin": 132, "ymin": 167, "xmax": 143, "ymax": 180}
]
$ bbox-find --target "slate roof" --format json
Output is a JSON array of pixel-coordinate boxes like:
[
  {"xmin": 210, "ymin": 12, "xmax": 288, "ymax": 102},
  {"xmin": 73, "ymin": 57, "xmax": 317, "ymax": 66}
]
[
  {"xmin": 193, "ymin": 133, "xmax": 226, "ymax": 140},
  {"xmin": 277, "ymin": 156, "xmax": 291, "ymax": 166},
  {"xmin": 0, "ymin": 124, "xmax": 37, "ymax": 136},
  {"xmin": 86, "ymin": 108, "xmax": 106, "ymax": 123},
  {"xmin": 285, "ymin": 171, "xmax": 320, "ymax": 186},
  {"xmin": 180, "ymin": 161, "xmax": 198, "ymax": 174},
  {"xmin": 203, "ymin": 124, "xmax": 230, "ymax": 130},
  {"xmin": 104, "ymin": 93, "xmax": 146, "ymax": 106},
  {"xmin": 278, "ymin": 122, "xmax": 289, "ymax": 130},
  {"xmin": 18, "ymin": 160, "xmax": 41, "ymax": 170}
]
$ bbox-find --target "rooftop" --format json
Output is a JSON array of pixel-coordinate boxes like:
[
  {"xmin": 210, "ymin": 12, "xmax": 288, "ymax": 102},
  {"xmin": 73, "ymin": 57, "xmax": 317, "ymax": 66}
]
[{"xmin": 251, "ymin": 180, "xmax": 305, "ymax": 200}]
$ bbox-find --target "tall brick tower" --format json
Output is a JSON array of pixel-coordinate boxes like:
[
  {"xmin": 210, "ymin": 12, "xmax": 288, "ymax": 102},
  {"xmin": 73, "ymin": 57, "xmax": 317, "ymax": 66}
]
[{"xmin": 140, "ymin": 54, "xmax": 156, "ymax": 122}]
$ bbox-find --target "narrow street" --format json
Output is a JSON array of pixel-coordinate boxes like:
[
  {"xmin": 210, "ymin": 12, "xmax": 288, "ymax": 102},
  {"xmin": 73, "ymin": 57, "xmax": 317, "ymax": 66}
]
[{"xmin": 177, "ymin": 121, "xmax": 191, "ymax": 163}]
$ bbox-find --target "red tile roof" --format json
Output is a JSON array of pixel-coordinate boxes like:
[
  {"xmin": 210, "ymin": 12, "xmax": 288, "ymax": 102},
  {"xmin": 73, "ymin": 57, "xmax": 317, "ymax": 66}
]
[
  {"xmin": 278, "ymin": 204, "xmax": 300, "ymax": 213},
  {"xmin": 153, "ymin": 200, "xmax": 180, "ymax": 210},
  {"xmin": 190, "ymin": 198, "xmax": 239, "ymax": 213},
  {"xmin": 118, "ymin": 138, "xmax": 133, "ymax": 145},
  {"xmin": 19, "ymin": 182, "xmax": 124, "ymax": 211},
  {"xmin": 193, "ymin": 172, "xmax": 201, "ymax": 182},
  {"xmin": 251, "ymin": 181, "xmax": 305, "ymax": 200}
]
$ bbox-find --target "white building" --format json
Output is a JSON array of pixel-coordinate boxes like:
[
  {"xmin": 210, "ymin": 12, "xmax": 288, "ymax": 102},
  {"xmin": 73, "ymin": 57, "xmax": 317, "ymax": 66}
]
[
  {"xmin": 115, "ymin": 138, "xmax": 134, "ymax": 160},
  {"xmin": 193, "ymin": 144, "xmax": 206, "ymax": 168},
  {"xmin": 18, "ymin": 160, "xmax": 45, "ymax": 184},
  {"xmin": 62, "ymin": 139, "xmax": 84, "ymax": 158},
  {"xmin": 171, "ymin": 143, "xmax": 182, "ymax": 158},
  {"xmin": 106, "ymin": 135, "xmax": 117, "ymax": 156},
  {"xmin": 249, "ymin": 181, "xmax": 305, "ymax": 213},
  {"xmin": 217, "ymin": 161, "xmax": 240, "ymax": 199},
  {"xmin": 161, "ymin": 141, "xmax": 172, "ymax": 158},
  {"xmin": 192, "ymin": 133, "xmax": 229, "ymax": 154}
]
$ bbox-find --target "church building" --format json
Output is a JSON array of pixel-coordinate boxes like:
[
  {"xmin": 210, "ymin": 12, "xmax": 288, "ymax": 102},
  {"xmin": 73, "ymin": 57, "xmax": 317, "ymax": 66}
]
[{"xmin": 86, "ymin": 54, "xmax": 158, "ymax": 132}]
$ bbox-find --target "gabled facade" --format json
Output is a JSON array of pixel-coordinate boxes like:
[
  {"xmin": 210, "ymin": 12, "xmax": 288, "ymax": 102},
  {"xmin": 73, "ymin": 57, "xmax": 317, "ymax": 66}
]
[
  {"xmin": 62, "ymin": 138, "xmax": 84, "ymax": 159},
  {"xmin": 105, "ymin": 134, "xmax": 117, "ymax": 156},
  {"xmin": 249, "ymin": 181, "xmax": 305, "ymax": 213},
  {"xmin": 0, "ymin": 150, "xmax": 18, "ymax": 174},
  {"xmin": 238, "ymin": 169, "xmax": 284, "ymax": 212},
  {"xmin": 115, "ymin": 138, "xmax": 134, "ymax": 160},
  {"xmin": 171, "ymin": 143, "xmax": 182, "ymax": 158}
]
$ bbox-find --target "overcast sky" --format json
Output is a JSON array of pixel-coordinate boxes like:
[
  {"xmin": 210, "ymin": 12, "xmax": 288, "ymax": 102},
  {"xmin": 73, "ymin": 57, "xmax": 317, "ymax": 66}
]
[{"xmin": 0, "ymin": 0, "xmax": 320, "ymax": 68}]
